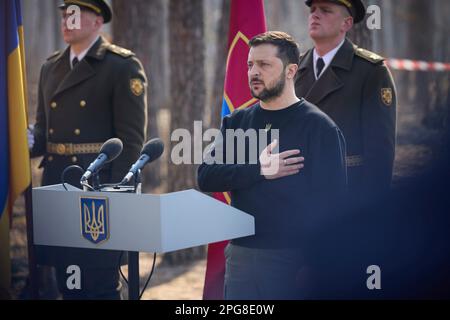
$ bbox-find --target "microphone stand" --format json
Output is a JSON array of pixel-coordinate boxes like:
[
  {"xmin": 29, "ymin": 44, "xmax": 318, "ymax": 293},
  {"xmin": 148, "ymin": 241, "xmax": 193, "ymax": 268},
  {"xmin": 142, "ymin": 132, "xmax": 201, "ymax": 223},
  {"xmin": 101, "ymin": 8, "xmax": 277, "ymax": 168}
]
[
  {"xmin": 92, "ymin": 172, "xmax": 101, "ymax": 191},
  {"xmin": 127, "ymin": 169, "xmax": 141, "ymax": 300},
  {"xmin": 93, "ymin": 170, "xmax": 142, "ymax": 300}
]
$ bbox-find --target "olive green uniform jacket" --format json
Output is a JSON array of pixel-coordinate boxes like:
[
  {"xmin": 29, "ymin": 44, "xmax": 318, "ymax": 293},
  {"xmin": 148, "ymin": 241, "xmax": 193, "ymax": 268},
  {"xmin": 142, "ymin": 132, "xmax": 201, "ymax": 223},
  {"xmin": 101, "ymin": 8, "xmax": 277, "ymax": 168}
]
[
  {"xmin": 295, "ymin": 38, "xmax": 396, "ymax": 196},
  {"xmin": 31, "ymin": 36, "xmax": 147, "ymax": 268}
]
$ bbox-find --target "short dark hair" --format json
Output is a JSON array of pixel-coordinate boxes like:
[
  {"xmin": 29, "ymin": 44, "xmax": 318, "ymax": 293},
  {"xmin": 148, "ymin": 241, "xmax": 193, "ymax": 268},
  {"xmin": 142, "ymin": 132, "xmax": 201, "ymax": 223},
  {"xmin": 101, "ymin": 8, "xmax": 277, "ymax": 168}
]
[{"xmin": 249, "ymin": 31, "xmax": 300, "ymax": 67}]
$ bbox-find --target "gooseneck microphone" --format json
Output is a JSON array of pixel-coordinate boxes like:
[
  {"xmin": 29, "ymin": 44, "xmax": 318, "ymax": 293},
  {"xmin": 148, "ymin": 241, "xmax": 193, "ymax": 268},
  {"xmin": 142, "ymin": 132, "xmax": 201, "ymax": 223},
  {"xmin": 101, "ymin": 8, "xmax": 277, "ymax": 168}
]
[
  {"xmin": 120, "ymin": 138, "xmax": 164, "ymax": 185},
  {"xmin": 80, "ymin": 138, "xmax": 123, "ymax": 183}
]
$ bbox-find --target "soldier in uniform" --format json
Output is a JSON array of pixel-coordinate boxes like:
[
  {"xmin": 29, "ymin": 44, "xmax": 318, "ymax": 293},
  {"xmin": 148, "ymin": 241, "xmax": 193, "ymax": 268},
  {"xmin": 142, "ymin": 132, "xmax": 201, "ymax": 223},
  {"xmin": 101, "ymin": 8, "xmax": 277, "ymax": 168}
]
[
  {"xmin": 295, "ymin": 0, "xmax": 397, "ymax": 197},
  {"xmin": 29, "ymin": 0, "xmax": 147, "ymax": 299}
]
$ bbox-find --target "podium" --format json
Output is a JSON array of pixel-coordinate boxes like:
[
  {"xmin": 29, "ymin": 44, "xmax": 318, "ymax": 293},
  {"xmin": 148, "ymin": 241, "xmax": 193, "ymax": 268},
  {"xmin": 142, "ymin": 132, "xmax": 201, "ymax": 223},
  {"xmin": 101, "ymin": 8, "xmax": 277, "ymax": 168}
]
[{"xmin": 32, "ymin": 184, "xmax": 254, "ymax": 298}]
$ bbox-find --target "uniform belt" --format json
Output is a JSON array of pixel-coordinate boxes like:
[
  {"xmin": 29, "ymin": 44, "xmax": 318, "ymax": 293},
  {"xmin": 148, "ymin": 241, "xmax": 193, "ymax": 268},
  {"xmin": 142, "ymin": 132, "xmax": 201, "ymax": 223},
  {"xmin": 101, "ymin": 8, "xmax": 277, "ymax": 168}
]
[
  {"xmin": 346, "ymin": 155, "xmax": 364, "ymax": 167},
  {"xmin": 47, "ymin": 142, "xmax": 103, "ymax": 156}
]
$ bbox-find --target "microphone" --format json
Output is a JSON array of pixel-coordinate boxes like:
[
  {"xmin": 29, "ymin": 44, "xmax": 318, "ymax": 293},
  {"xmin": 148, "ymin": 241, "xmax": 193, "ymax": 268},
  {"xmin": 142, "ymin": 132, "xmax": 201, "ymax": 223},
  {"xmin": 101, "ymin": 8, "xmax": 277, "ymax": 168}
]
[
  {"xmin": 120, "ymin": 138, "xmax": 164, "ymax": 185},
  {"xmin": 80, "ymin": 138, "xmax": 123, "ymax": 183}
]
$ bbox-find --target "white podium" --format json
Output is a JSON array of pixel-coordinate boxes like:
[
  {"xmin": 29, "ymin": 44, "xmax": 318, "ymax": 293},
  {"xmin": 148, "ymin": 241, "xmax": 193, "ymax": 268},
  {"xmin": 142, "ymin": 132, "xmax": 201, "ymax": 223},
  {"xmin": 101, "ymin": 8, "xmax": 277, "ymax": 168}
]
[{"xmin": 32, "ymin": 184, "xmax": 254, "ymax": 253}]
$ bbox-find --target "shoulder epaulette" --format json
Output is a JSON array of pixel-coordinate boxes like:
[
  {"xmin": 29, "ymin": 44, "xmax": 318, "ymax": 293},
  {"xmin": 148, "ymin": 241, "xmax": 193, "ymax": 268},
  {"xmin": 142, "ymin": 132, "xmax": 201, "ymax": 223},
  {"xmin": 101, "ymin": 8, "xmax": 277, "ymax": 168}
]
[
  {"xmin": 106, "ymin": 44, "xmax": 134, "ymax": 58},
  {"xmin": 354, "ymin": 46, "xmax": 384, "ymax": 64},
  {"xmin": 46, "ymin": 51, "xmax": 61, "ymax": 61}
]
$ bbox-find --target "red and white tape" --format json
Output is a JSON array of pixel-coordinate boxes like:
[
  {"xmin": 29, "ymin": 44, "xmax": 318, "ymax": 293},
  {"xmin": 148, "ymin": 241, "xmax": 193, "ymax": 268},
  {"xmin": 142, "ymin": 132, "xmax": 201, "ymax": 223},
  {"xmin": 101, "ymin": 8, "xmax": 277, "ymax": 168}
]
[{"xmin": 386, "ymin": 58, "xmax": 450, "ymax": 72}]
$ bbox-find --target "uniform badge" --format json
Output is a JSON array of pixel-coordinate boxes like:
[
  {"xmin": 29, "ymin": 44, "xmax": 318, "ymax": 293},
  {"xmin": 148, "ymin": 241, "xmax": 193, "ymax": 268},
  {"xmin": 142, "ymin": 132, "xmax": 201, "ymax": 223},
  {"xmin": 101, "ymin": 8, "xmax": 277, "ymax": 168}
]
[
  {"xmin": 80, "ymin": 197, "xmax": 109, "ymax": 244},
  {"xmin": 381, "ymin": 88, "xmax": 393, "ymax": 106},
  {"xmin": 130, "ymin": 78, "xmax": 144, "ymax": 97}
]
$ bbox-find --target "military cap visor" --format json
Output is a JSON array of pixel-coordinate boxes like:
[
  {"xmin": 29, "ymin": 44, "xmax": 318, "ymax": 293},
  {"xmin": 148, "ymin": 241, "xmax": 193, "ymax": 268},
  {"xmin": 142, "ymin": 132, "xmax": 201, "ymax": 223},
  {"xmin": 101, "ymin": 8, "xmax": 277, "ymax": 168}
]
[
  {"xmin": 305, "ymin": 0, "xmax": 366, "ymax": 23},
  {"xmin": 59, "ymin": 0, "xmax": 112, "ymax": 23}
]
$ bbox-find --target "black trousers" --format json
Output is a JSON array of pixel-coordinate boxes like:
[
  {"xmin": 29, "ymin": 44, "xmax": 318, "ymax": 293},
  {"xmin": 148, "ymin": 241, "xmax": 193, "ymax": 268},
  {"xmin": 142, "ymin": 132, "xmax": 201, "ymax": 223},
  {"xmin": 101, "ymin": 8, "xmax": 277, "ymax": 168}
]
[
  {"xmin": 55, "ymin": 265, "xmax": 122, "ymax": 300},
  {"xmin": 224, "ymin": 243, "xmax": 305, "ymax": 300}
]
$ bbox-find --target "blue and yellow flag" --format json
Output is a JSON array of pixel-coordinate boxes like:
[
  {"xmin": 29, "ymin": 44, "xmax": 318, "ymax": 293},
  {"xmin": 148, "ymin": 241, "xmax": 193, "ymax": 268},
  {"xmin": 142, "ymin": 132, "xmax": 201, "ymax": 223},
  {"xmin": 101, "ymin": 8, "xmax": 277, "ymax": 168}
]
[{"xmin": 0, "ymin": 0, "xmax": 31, "ymax": 290}]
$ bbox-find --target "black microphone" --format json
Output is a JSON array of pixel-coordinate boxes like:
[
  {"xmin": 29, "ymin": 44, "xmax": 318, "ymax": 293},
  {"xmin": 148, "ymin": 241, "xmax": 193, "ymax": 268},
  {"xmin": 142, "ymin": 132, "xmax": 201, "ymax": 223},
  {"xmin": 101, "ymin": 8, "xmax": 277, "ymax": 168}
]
[
  {"xmin": 120, "ymin": 138, "xmax": 164, "ymax": 185},
  {"xmin": 80, "ymin": 138, "xmax": 123, "ymax": 183}
]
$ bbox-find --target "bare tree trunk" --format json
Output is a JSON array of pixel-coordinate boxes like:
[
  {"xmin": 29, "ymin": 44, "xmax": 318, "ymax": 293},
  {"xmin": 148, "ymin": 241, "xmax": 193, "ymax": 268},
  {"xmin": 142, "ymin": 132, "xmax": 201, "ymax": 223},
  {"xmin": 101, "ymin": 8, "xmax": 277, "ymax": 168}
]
[
  {"xmin": 264, "ymin": 0, "xmax": 313, "ymax": 51},
  {"xmin": 264, "ymin": 0, "xmax": 281, "ymax": 31},
  {"xmin": 209, "ymin": 0, "xmax": 230, "ymax": 129},
  {"xmin": 112, "ymin": 0, "xmax": 169, "ymax": 190},
  {"xmin": 164, "ymin": 0, "xmax": 206, "ymax": 265},
  {"xmin": 399, "ymin": 0, "xmax": 450, "ymax": 162},
  {"xmin": 347, "ymin": 15, "xmax": 372, "ymax": 49},
  {"xmin": 168, "ymin": 0, "xmax": 205, "ymax": 192},
  {"xmin": 23, "ymin": 0, "xmax": 64, "ymax": 121}
]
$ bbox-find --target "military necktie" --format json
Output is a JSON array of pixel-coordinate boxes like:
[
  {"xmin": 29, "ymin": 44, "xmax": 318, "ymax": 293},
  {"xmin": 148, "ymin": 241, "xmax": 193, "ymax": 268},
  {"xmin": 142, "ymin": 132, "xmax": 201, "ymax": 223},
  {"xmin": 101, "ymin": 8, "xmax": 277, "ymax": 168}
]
[
  {"xmin": 316, "ymin": 57, "xmax": 325, "ymax": 79},
  {"xmin": 72, "ymin": 57, "xmax": 79, "ymax": 69}
]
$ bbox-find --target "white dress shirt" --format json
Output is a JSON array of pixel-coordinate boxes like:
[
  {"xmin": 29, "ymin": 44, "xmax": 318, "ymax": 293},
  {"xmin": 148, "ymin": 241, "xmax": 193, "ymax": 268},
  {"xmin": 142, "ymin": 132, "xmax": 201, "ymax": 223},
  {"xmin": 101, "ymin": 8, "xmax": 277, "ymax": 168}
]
[
  {"xmin": 313, "ymin": 38, "xmax": 345, "ymax": 80},
  {"xmin": 70, "ymin": 35, "xmax": 100, "ymax": 69}
]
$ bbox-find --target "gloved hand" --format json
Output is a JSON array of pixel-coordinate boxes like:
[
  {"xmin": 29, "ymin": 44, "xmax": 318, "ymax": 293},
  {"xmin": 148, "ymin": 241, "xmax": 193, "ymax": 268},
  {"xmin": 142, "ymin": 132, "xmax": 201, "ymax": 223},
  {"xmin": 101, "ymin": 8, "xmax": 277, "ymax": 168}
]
[{"xmin": 27, "ymin": 124, "xmax": 35, "ymax": 150}]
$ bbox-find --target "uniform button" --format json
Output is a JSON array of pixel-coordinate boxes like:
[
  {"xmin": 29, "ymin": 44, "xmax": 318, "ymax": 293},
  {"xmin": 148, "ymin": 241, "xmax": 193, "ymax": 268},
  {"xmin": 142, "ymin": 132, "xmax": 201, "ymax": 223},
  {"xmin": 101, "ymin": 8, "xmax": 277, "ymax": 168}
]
[
  {"xmin": 49, "ymin": 128, "xmax": 54, "ymax": 135},
  {"xmin": 80, "ymin": 100, "xmax": 86, "ymax": 108},
  {"xmin": 71, "ymin": 156, "xmax": 78, "ymax": 163},
  {"xmin": 50, "ymin": 102, "xmax": 57, "ymax": 109},
  {"xmin": 74, "ymin": 129, "xmax": 81, "ymax": 136},
  {"xmin": 48, "ymin": 156, "xmax": 54, "ymax": 162}
]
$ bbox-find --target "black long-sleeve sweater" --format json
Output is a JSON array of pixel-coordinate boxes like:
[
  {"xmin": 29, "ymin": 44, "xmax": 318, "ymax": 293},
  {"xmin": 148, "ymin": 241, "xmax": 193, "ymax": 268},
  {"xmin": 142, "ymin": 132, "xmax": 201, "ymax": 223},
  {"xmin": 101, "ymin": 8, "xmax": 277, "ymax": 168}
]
[{"xmin": 198, "ymin": 99, "xmax": 347, "ymax": 249}]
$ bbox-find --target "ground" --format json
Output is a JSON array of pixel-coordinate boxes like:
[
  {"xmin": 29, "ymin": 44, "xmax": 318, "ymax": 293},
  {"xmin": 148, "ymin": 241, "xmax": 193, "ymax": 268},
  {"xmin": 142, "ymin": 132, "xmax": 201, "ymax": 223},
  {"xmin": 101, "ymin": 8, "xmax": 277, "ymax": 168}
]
[{"xmin": 9, "ymin": 144, "xmax": 433, "ymax": 300}]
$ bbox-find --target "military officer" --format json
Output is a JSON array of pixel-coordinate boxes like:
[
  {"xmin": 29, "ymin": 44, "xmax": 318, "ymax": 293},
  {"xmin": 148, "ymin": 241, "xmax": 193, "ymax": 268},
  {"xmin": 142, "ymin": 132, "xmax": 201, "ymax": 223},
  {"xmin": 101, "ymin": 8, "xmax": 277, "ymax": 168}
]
[
  {"xmin": 29, "ymin": 0, "xmax": 147, "ymax": 299},
  {"xmin": 295, "ymin": 0, "xmax": 397, "ymax": 197}
]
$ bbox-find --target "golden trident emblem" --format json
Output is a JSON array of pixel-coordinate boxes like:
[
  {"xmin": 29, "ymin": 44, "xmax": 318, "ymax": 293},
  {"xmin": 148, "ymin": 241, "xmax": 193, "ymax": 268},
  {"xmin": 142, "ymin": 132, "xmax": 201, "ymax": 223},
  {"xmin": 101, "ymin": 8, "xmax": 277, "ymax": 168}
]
[
  {"xmin": 81, "ymin": 197, "xmax": 109, "ymax": 244},
  {"xmin": 84, "ymin": 201, "xmax": 105, "ymax": 241}
]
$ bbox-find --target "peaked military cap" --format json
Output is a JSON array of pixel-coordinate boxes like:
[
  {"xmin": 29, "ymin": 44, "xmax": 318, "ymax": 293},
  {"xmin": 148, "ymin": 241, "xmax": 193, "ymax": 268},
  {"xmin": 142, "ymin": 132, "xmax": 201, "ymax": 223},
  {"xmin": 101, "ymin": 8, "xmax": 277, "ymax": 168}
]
[
  {"xmin": 59, "ymin": 0, "xmax": 112, "ymax": 24},
  {"xmin": 305, "ymin": 0, "xmax": 366, "ymax": 23}
]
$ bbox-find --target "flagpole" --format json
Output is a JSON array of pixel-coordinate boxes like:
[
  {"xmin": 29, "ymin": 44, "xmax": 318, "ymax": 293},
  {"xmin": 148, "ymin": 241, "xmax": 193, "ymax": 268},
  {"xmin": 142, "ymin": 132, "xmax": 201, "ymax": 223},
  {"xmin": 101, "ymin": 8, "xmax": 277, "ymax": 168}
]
[
  {"xmin": 19, "ymin": 0, "xmax": 38, "ymax": 298},
  {"xmin": 24, "ymin": 185, "xmax": 38, "ymax": 299}
]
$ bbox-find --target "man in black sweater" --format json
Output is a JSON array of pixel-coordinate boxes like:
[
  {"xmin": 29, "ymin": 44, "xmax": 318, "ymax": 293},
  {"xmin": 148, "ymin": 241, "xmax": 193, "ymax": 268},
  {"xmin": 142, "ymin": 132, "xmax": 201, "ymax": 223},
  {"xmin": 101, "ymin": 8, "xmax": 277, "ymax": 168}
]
[{"xmin": 198, "ymin": 31, "xmax": 347, "ymax": 299}]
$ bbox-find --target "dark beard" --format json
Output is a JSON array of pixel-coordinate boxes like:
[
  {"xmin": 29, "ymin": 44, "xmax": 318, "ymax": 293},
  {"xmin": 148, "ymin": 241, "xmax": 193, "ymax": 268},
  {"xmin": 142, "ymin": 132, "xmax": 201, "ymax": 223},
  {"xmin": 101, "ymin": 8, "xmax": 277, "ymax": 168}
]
[{"xmin": 250, "ymin": 73, "xmax": 286, "ymax": 102}]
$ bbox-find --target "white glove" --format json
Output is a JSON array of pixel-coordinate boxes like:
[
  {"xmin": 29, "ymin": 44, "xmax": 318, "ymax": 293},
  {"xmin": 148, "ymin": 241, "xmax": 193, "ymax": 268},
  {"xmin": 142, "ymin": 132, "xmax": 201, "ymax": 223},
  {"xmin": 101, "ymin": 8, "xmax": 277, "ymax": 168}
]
[{"xmin": 27, "ymin": 125, "xmax": 35, "ymax": 150}]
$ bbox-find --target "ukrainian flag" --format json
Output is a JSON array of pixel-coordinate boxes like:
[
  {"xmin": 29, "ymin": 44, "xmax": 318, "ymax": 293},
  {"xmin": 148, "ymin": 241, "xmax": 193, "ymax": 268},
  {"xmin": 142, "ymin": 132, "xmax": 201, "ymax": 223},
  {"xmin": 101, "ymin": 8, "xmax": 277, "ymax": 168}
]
[{"xmin": 0, "ymin": 0, "xmax": 31, "ymax": 292}]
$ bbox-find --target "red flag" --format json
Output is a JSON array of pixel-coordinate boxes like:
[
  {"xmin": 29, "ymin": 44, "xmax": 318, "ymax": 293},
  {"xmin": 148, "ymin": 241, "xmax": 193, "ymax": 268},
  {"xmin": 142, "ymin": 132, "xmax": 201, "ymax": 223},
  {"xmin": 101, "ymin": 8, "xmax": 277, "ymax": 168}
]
[{"xmin": 203, "ymin": 0, "xmax": 267, "ymax": 300}]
